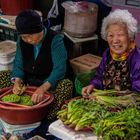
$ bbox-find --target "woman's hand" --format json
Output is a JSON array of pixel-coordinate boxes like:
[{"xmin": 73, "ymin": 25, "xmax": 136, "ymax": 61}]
[
  {"xmin": 31, "ymin": 81, "xmax": 51, "ymax": 104},
  {"xmin": 82, "ymin": 84, "xmax": 94, "ymax": 98},
  {"xmin": 12, "ymin": 78, "xmax": 23, "ymax": 95}
]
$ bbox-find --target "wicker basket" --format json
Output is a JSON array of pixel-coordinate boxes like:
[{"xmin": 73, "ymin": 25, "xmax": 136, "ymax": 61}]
[
  {"xmin": 75, "ymin": 70, "xmax": 96, "ymax": 96},
  {"xmin": 63, "ymin": 2, "xmax": 98, "ymax": 38}
]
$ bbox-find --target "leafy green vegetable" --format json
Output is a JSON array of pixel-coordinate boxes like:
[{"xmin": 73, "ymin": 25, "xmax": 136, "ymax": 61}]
[
  {"xmin": 20, "ymin": 95, "xmax": 33, "ymax": 106},
  {"xmin": 95, "ymin": 107, "xmax": 140, "ymax": 140},
  {"xmin": 1, "ymin": 93, "xmax": 33, "ymax": 106},
  {"xmin": 57, "ymin": 89, "xmax": 140, "ymax": 140},
  {"xmin": 2, "ymin": 93, "xmax": 20, "ymax": 103}
]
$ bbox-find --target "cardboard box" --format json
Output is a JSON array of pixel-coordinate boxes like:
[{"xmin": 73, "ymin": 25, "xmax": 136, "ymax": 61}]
[{"xmin": 70, "ymin": 53, "xmax": 101, "ymax": 74}]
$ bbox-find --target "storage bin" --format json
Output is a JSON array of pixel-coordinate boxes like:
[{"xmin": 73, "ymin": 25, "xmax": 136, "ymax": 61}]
[
  {"xmin": 63, "ymin": 2, "xmax": 98, "ymax": 38},
  {"xmin": 0, "ymin": 40, "xmax": 16, "ymax": 71}
]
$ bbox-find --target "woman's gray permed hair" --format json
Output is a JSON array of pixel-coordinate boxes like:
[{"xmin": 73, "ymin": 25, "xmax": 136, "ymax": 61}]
[{"xmin": 101, "ymin": 9, "xmax": 138, "ymax": 41}]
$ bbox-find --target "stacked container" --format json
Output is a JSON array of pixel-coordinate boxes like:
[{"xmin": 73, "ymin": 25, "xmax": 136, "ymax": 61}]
[{"xmin": 0, "ymin": 40, "xmax": 16, "ymax": 71}]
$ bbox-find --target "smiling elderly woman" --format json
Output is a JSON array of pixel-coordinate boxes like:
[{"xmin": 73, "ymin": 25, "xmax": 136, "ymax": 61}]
[{"xmin": 82, "ymin": 9, "xmax": 140, "ymax": 96}]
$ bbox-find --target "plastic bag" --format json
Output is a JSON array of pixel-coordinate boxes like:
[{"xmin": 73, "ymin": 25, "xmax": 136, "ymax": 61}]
[{"xmin": 62, "ymin": 1, "xmax": 90, "ymax": 13}]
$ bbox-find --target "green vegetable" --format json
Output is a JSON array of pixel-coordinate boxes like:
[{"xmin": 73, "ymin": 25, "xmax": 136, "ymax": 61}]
[
  {"xmin": 2, "ymin": 93, "xmax": 20, "ymax": 103},
  {"xmin": 1, "ymin": 93, "xmax": 33, "ymax": 106},
  {"xmin": 20, "ymin": 95, "xmax": 33, "ymax": 106},
  {"xmin": 95, "ymin": 107, "xmax": 140, "ymax": 140},
  {"xmin": 57, "ymin": 93, "xmax": 140, "ymax": 140},
  {"xmin": 57, "ymin": 108, "xmax": 68, "ymax": 122},
  {"xmin": 90, "ymin": 90, "xmax": 140, "ymax": 107},
  {"xmin": 75, "ymin": 111, "xmax": 96, "ymax": 131}
]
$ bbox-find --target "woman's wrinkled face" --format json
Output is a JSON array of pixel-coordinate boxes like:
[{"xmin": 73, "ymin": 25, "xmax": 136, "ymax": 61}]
[
  {"xmin": 106, "ymin": 23, "xmax": 129, "ymax": 55},
  {"xmin": 20, "ymin": 31, "xmax": 43, "ymax": 45}
]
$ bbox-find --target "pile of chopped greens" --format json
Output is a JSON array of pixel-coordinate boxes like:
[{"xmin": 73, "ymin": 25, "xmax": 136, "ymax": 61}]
[{"xmin": 1, "ymin": 93, "xmax": 33, "ymax": 106}]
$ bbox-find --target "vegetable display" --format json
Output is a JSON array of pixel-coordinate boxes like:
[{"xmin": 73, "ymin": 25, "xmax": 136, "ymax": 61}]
[{"xmin": 57, "ymin": 89, "xmax": 140, "ymax": 140}]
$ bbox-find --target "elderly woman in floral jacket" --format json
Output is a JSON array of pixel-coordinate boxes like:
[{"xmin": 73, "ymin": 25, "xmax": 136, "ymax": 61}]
[{"xmin": 82, "ymin": 9, "xmax": 140, "ymax": 96}]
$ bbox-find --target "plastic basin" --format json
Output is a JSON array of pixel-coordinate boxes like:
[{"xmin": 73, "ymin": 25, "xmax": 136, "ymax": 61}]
[{"xmin": 0, "ymin": 86, "xmax": 54, "ymax": 125}]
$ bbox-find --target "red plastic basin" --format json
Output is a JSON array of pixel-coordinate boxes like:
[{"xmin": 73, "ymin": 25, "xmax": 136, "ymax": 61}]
[{"xmin": 0, "ymin": 86, "xmax": 54, "ymax": 125}]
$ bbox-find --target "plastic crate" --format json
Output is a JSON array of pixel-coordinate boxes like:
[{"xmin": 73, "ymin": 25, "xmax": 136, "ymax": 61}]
[
  {"xmin": 0, "ymin": 28, "xmax": 17, "ymax": 41},
  {"xmin": 75, "ymin": 69, "xmax": 96, "ymax": 96}
]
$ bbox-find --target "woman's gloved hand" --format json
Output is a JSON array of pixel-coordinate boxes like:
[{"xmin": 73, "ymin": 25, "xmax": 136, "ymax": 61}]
[
  {"xmin": 31, "ymin": 81, "xmax": 51, "ymax": 104},
  {"xmin": 81, "ymin": 84, "xmax": 94, "ymax": 98}
]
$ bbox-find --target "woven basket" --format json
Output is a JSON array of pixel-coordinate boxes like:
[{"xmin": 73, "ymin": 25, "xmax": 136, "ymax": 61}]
[{"xmin": 75, "ymin": 70, "xmax": 96, "ymax": 96}]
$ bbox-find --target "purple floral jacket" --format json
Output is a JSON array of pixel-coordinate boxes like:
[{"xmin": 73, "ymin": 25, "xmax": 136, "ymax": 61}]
[{"xmin": 90, "ymin": 47, "xmax": 140, "ymax": 92}]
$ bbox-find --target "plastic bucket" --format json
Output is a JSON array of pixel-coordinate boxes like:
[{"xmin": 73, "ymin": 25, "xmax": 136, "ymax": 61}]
[{"xmin": 0, "ymin": 40, "xmax": 16, "ymax": 71}]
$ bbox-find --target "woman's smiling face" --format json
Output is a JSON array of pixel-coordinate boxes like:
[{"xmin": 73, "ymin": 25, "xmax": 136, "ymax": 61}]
[{"xmin": 106, "ymin": 23, "xmax": 130, "ymax": 55}]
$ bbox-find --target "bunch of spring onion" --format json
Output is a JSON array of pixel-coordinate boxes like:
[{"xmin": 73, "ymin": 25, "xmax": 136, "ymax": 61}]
[{"xmin": 88, "ymin": 89, "xmax": 140, "ymax": 108}]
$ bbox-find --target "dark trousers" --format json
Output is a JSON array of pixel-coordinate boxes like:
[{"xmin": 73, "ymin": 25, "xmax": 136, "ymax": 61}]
[{"xmin": 22, "ymin": 119, "xmax": 57, "ymax": 139}]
